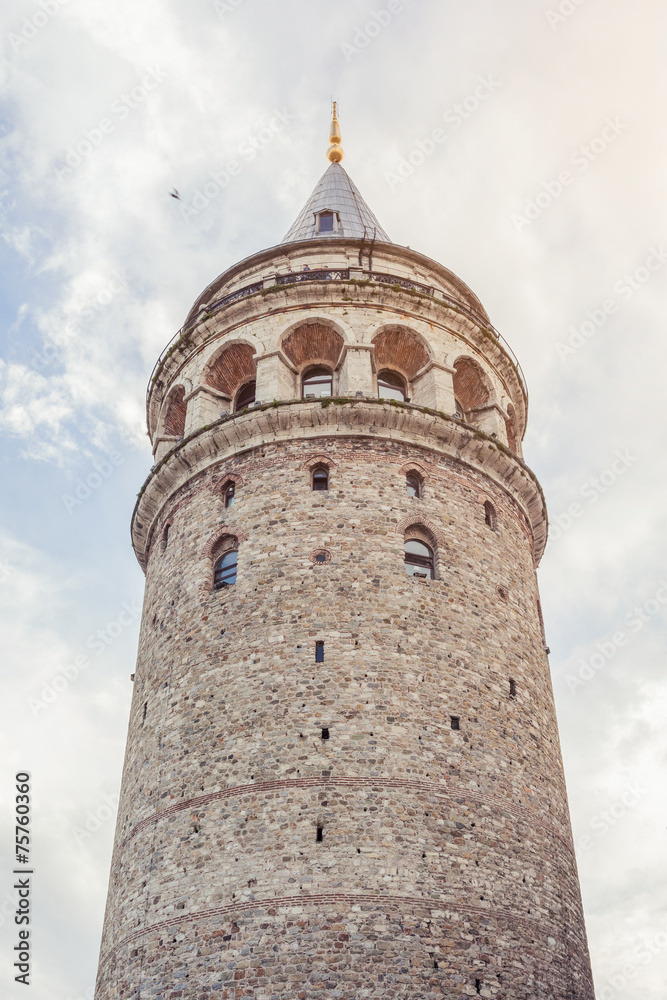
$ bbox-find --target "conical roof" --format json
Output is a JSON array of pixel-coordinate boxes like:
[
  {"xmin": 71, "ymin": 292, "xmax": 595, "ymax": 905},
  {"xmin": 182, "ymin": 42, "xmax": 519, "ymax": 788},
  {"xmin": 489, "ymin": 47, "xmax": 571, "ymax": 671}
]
[{"xmin": 281, "ymin": 162, "xmax": 391, "ymax": 244}]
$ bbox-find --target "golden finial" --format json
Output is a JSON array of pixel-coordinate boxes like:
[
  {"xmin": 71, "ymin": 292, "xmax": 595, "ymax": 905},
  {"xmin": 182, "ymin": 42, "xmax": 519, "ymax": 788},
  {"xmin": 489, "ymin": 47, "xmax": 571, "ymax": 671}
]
[{"xmin": 327, "ymin": 101, "xmax": 344, "ymax": 163}]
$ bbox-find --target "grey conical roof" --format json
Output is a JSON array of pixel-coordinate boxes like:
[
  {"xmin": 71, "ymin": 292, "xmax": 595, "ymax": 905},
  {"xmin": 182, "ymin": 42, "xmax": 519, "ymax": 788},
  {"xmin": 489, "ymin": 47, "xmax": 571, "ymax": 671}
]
[{"xmin": 282, "ymin": 162, "xmax": 391, "ymax": 244}]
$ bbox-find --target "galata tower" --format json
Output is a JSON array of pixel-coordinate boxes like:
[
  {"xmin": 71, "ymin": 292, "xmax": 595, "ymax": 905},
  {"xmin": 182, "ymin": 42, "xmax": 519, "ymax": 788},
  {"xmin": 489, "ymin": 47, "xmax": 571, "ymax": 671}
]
[{"xmin": 94, "ymin": 107, "xmax": 595, "ymax": 999}]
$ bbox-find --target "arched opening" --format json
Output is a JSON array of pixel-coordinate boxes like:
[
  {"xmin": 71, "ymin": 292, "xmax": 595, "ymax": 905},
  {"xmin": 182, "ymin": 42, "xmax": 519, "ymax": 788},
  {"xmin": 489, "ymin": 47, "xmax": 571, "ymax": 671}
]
[
  {"xmin": 211, "ymin": 534, "xmax": 239, "ymax": 590},
  {"xmin": 378, "ymin": 369, "xmax": 407, "ymax": 401},
  {"xmin": 214, "ymin": 550, "xmax": 238, "ymax": 589},
  {"xmin": 234, "ymin": 380, "xmax": 256, "ymax": 411},
  {"xmin": 302, "ymin": 366, "xmax": 333, "ymax": 398},
  {"xmin": 406, "ymin": 472, "xmax": 422, "ymax": 498},
  {"xmin": 484, "ymin": 501, "xmax": 497, "ymax": 530},
  {"xmin": 222, "ymin": 481, "xmax": 236, "ymax": 508},
  {"xmin": 452, "ymin": 357, "xmax": 491, "ymax": 418},
  {"xmin": 372, "ymin": 327, "xmax": 430, "ymax": 381},
  {"xmin": 312, "ymin": 465, "xmax": 329, "ymax": 491},
  {"xmin": 205, "ymin": 342, "xmax": 257, "ymax": 403},
  {"xmin": 282, "ymin": 322, "xmax": 344, "ymax": 371},
  {"xmin": 162, "ymin": 385, "xmax": 186, "ymax": 438},
  {"xmin": 404, "ymin": 538, "xmax": 434, "ymax": 579}
]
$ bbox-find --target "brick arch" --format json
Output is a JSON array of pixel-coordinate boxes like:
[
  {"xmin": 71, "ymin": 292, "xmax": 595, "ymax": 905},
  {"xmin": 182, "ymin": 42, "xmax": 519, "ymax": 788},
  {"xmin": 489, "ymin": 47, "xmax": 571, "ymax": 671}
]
[
  {"xmin": 372, "ymin": 326, "xmax": 430, "ymax": 380},
  {"xmin": 301, "ymin": 454, "xmax": 338, "ymax": 471},
  {"xmin": 201, "ymin": 527, "xmax": 247, "ymax": 561},
  {"xmin": 452, "ymin": 356, "xmax": 492, "ymax": 412},
  {"xmin": 281, "ymin": 322, "xmax": 344, "ymax": 371},
  {"xmin": 395, "ymin": 515, "xmax": 446, "ymax": 548},
  {"xmin": 205, "ymin": 342, "xmax": 257, "ymax": 396},
  {"xmin": 162, "ymin": 385, "xmax": 187, "ymax": 437},
  {"xmin": 399, "ymin": 461, "xmax": 431, "ymax": 482}
]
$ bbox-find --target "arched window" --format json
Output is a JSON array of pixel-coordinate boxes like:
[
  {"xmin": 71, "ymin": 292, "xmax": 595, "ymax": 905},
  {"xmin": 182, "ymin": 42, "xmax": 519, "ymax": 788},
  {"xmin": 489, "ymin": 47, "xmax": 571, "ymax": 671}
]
[
  {"xmin": 214, "ymin": 549, "xmax": 238, "ymax": 589},
  {"xmin": 406, "ymin": 473, "xmax": 422, "ymax": 499},
  {"xmin": 484, "ymin": 501, "xmax": 497, "ymax": 530},
  {"xmin": 453, "ymin": 398, "xmax": 464, "ymax": 419},
  {"xmin": 378, "ymin": 369, "xmax": 407, "ymax": 401},
  {"xmin": 223, "ymin": 482, "xmax": 236, "ymax": 508},
  {"xmin": 235, "ymin": 380, "xmax": 256, "ymax": 411},
  {"xmin": 302, "ymin": 366, "xmax": 333, "ymax": 398},
  {"xmin": 404, "ymin": 539, "xmax": 434, "ymax": 579},
  {"xmin": 312, "ymin": 465, "xmax": 329, "ymax": 491}
]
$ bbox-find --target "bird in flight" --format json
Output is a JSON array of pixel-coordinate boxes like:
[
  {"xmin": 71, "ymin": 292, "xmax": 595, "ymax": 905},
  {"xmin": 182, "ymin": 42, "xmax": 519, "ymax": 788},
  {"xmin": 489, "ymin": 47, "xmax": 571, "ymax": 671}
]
[{"xmin": 169, "ymin": 189, "xmax": 181, "ymax": 200}]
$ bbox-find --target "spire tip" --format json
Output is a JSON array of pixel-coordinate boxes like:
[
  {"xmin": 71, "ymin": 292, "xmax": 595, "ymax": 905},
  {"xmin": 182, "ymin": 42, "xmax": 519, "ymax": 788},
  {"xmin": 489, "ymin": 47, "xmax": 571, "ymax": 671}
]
[{"xmin": 327, "ymin": 101, "xmax": 344, "ymax": 163}]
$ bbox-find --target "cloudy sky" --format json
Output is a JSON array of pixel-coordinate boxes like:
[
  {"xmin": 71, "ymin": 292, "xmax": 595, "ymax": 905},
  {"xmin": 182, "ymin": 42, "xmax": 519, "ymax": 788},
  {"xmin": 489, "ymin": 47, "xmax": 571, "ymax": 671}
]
[{"xmin": 1, "ymin": 1, "xmax": 666, "ymax": 997}]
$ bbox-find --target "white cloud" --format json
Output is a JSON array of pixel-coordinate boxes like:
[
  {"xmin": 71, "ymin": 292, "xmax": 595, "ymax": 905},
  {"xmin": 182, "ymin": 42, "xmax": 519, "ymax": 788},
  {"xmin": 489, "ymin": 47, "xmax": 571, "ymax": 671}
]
[{"xmin": 1, "ymin": 1, "xmax": 666, "ymax": 997}]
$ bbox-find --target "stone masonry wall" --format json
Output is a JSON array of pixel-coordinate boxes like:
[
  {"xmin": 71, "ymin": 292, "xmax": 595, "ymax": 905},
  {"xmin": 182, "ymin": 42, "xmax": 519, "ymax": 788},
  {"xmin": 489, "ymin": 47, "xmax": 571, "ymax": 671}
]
[{"xmin": 94, "ymin": 434, "xmax": 594, "ymax": 1000}]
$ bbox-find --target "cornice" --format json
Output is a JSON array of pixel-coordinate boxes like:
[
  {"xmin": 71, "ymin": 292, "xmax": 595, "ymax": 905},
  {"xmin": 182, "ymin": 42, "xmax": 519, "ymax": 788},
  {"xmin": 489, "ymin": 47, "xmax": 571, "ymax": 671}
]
[{"xmin": 132, "ymin": 398, "xmax": 547, "ymax": 572}]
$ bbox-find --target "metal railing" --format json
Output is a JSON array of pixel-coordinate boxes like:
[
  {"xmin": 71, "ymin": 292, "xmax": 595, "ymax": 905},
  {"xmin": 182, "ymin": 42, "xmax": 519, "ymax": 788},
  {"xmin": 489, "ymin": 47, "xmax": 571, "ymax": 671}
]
[
  {"xmin": 147, "ymin": 266, "xmax": 527, "ymax": 409},
  {"xmin": 277, "ymin": 268, "xmax": 349, "ymax": 285}
]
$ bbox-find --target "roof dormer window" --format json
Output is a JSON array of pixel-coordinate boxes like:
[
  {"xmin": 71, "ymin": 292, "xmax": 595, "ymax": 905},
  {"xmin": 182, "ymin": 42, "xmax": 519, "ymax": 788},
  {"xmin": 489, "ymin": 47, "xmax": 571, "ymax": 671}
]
[{"xmin": 318, "ymin": 211, "xmax": 335, "ymax": 233}]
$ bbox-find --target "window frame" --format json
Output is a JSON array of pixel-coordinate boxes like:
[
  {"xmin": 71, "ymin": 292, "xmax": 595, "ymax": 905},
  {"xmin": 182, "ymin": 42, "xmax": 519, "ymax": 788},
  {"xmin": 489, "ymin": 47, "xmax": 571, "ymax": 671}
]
[
  {"xmin": 406, "ymin": 472, "xmax": 422, "ymax": 499},
  {"xmin": 311, "ymin": 465, "xmax": 329, "ymax": 491},
  {"xmin": 404, "ymin": 537, "xmax": 435, "ymax": 580},
  {"xmin": 234, "ymin": 380, "xmax": 256, "ymax": 412},
  {"xmin": 317, "ymin": 211, "xmax": 335, "ymax": 233},
  {"xmin": 377, "ymin": 369, "xmax": 407, "ymax": 402},
  {"xmin": 223, "ymin": 482, "xmax": 236, "ymax": 509},
  {"xmin": 302, "ymin": 365, "xmax": 333, "ymax": 399},
  {"xmin": 213, "ymin": 548, "xmax": 238, "ymax": 589}
]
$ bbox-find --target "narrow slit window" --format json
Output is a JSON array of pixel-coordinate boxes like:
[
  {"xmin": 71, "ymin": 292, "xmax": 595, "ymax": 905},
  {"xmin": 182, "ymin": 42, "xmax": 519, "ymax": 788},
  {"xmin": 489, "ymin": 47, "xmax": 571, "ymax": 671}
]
[
  {"xmin": 404, "ymin": 539, "xmax": 434, "ymax": 579},
  {"xmin": 509, "ymin": 678, "xmax": 517, "ymax": 698},
  {"xmin": 475, "ymin": 980, "xmax": 482, "ymax": 995},
  {"xmin": 484, "ymin": 500, "xmax": 497, "ymax": 530},
  {"xmin": 316, "ymin": 825, "xmax": 323, "ymax": 842},
  {"xmin": 162, "ymin": 524, "xmax": 170, "ymax": 550},
  {"xmin": 224, "ymin": 482, "xmax": 235, "ymax": 508},
  {"xmin": 315, "ymin": 641, "xmax": 324, "ymax": 663},
  {"xmin": 450, "ymin": 715, "xmax": 460, "ymax": 731},
  {"xmin": 321, "ymin": 727, "xmax": 330, "ymax": 740},
  {"xmin": 214, "ymin": 550, "xmax": 238, "ymax": 589},
  {"xmin": 406, "ymin": 473, "xmax": 421, "ymax": 498},
  {"xmin": 142, "ymin": 702, "xmax": 147, "ymax": 726},
  {"xmin": 312, "ymin": 466, "xmax": 329, "ymax": 491}
]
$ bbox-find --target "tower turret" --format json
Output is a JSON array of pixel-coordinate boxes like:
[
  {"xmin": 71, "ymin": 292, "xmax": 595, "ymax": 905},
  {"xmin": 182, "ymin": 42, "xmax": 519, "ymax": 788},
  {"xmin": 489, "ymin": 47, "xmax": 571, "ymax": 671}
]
[{"xmin": 94, "ymin": 112, "xmax": 594, "ymax": 1000}]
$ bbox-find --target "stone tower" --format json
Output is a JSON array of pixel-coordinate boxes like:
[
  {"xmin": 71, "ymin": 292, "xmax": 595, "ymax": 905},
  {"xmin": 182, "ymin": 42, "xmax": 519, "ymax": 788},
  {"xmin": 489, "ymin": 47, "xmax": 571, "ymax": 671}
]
[{"xmin": 94, "ymin": 109, "xmax": 595, "ymax": 999}]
